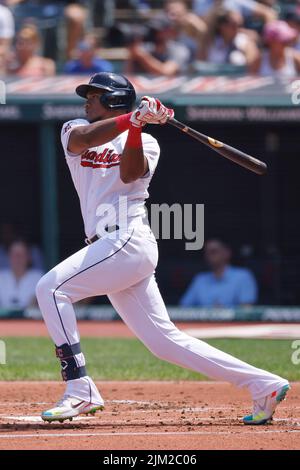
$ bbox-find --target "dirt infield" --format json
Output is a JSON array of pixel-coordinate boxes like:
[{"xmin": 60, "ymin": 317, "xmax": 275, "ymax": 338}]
[
  {"xmin": 0, "ymin": 381, "xmax": 299, "ymax": 450},
  {"xmin": 0, "ymin": 319, "xmax": 288, "ymax": 338},
  {"xmin": 1, "ymin": 320, "xmax": 299, "ymax": 449}
]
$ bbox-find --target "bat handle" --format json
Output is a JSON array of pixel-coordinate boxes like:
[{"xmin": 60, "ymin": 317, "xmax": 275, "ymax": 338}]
[{"xmin": 167, "ymin": 117, "xmax": 187, "ymax": 131}]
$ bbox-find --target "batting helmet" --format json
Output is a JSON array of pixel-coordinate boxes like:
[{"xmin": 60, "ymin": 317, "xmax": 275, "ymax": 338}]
[{"xmin": 76, "ymin": 72, "xmax": 136, "ymax": 111}]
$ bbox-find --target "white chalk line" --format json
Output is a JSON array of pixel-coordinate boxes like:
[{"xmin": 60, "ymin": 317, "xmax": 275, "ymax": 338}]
[
  {"xmin": 0, "ymin": 400, "xmax": 152, "ymax": 407},
  {"xmin": 0, "ymin": 429, "xmax": 300, "ymax": 439},
  {"xmin": 1, "ymin": 401, "xmax": 300, "ymax": 410},
  {"xmin": 0, "ymin": 402, "xmax": 50, "ymax": 406},
  {"xmin": 0, "ymin": 414, "xmax": 299, "ymax": 426},
  {"xmin": 1, "ymin": 415, "xmax": 94, "ymax": 423}
]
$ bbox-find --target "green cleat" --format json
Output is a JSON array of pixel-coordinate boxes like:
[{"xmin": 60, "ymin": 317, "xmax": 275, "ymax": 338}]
[
  {"xmin": 41, "ymin": 395, "xmax": 104, "ymax": 423},
  {"xmin": 243, "ymin": 384, "xmax": 290, "ymax": 425}
]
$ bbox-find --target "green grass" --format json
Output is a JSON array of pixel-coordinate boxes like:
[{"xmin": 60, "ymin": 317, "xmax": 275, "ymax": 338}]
[{"xmin": 0, "ymin": 337, "xmax": 299, "ymax": 381}]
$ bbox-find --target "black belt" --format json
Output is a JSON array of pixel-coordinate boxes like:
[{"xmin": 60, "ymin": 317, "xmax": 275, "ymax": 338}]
[{"xmin": 85, "ymin": 225, "xmax": 119, "ymax": 245}]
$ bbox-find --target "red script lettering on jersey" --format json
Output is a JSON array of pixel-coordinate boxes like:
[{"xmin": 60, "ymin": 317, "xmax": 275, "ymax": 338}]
[{"xmin": 81, "ymin": 148, "xmax": 121, "ymax": 169}]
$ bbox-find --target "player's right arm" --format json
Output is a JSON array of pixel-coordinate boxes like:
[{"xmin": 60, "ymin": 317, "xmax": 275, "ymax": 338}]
[
  {"xmin": 66, "ymin": 97, "xmax": 173, "ymax": 156},
  {"xmin": 67, "ymin": 114, "xmax": 133, "ymax": 155}
]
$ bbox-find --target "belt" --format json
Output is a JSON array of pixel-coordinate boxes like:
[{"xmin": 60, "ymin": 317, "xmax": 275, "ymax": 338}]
[{"xmin": 85, "ymin": 225, "xmax": 119, "ymax": 245}]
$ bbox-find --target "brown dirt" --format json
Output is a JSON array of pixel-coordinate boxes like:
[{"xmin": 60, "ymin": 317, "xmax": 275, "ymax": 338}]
[
  {"xmin": 0, "ymin": 319, "xmax": 269, "ymax": 338},
  {"xmin": 1, "ymin": 320, "xmax": 299, "ymax": 449},
  {"xmin": 0, "ymin": 381, "xmax": 299, "ymax": 450}
]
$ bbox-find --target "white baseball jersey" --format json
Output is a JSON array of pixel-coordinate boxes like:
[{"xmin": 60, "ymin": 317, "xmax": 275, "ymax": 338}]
[{"xmin": 61, "ymin": 119, "xmax": 160, "ymax": 238}]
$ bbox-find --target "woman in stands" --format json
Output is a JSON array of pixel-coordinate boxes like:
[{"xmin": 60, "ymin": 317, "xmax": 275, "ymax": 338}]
[{"xmin": 7, "ymin": 24, "xmax": 55, "ymax": 77}]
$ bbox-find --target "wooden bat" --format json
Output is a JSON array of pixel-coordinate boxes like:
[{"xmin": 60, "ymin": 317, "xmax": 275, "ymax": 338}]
[{"xmin": 167, "ymin": 118, "xmax": 267, "ymax": 176}]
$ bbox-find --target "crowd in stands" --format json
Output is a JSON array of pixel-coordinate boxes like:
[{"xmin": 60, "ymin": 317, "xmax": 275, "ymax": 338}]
[
  {"xmin": 0, "ymin": 0, "xmax": 300, "ymax": 78},
  {"xmin": 0, "ymin": 223, "xmax": 44, "ymax": 310}
]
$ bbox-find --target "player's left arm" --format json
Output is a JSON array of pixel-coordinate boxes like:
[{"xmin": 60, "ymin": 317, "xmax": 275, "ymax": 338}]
[
  {"xmin": 119, "ymin": 132, "xmax": 149, "ymax": 184},
  {"xmin": 120, "ymin": 97, "xmax": 174, "ymax": 184}
]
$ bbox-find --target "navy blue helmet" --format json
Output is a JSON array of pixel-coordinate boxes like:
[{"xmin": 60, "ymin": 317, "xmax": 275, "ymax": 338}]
[{"xmin": 76, "ymin": 72, "xmax": 136, "ymax": 112}]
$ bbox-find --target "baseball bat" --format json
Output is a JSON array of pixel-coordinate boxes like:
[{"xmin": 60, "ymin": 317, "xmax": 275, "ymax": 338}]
[{"xmin": 167, "ymin": 118, "xmax": 267, "ymax": 176}]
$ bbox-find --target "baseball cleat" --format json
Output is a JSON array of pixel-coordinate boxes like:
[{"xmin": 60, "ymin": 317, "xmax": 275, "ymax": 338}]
[
  {"xmin": 41, "ymin": 395, "xmax": 104, "ymax": 423},
  {"xmin": 243, "ymin": 383, "xmax": 290, "ymax": 425}
]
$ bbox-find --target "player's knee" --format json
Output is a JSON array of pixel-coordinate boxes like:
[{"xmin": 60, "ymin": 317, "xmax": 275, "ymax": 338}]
[{"xmin": 35, "ymin": 272, "xmax": 56, "ymax": 300}]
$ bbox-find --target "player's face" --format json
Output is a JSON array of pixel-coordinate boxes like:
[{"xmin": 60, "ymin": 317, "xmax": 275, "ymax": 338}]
[{"xmin": 85, "ymin": 90, "xmax": 110, "ymax": 123}]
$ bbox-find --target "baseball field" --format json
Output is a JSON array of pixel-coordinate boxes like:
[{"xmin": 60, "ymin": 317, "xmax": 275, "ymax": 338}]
[{"xmin": 0, "ymin": 320, "xmax": 299, "ymax": 450}]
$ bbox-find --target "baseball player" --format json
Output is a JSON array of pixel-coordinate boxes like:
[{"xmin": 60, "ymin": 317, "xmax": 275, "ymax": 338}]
[{"xmin": 36, "ymin": 72, "xmax": 290, "ymax": 425}]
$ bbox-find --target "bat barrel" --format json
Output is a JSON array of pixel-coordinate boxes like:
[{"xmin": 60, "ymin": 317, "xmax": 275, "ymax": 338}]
[
  {"xmin": 220, "ymin": 146, "xmax": 267, "ymax": 175},
  {"xmin": 168, "ymin": 118, "xmax": 267, "ymax": 176}
]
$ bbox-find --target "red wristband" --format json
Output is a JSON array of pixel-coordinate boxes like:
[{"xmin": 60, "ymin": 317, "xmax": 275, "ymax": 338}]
[
  {"xmin": 126, "ymin": 124, "xmax": 142, "ymax": 148},
  {"xmin": 115, "ymin": 113, "xmax": 132, "ymax": 132}
]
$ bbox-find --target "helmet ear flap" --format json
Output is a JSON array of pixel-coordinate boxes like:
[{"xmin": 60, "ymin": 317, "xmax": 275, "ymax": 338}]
[
  {"xmin": 99, "ymin": 90, "xmax": 132, "ymax": 110},
  {"xmin": 99, "ymin": 91, "xmax": 117, "ymax": 109},
  {"xmin": 99, "ymin": 93, "xmax": 108, "ymax": 108}
]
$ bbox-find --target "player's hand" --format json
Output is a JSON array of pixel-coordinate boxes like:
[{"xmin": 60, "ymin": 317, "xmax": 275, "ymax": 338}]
[
  {"xmin": 130, "ymin": 101, "xmax": 149, "ymax": 128},
  {"xmin": 140, "ymin": 96, "xmax": 174, "ymax": 124},
  {"xmin": 130, "ymin": 97, "xmax": 174, "ymax": 128}
]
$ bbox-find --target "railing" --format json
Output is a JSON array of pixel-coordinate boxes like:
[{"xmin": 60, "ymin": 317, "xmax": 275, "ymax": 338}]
[{"xmin": 1, "ymin": 306, "xmax": 300, "ymax": 322}]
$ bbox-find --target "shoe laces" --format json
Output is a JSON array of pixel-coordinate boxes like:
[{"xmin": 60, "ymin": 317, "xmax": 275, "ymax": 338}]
[
  {"xmin": 253, "ymin": 396, "xmax": 268, "ymax": 416},
  {"xmin": 55, "ymin": 394, "xmax": 72, "ymax": 407}
]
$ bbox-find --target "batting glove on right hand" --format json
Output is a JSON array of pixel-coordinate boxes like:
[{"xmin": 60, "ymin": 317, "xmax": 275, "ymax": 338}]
[
  {"xmin": 140, "ymin": 96, "xmax": 174, "ymax": 124},
  {"xmin": 130, "ymin": 96, "xmax": 174, "ymax": 127}
]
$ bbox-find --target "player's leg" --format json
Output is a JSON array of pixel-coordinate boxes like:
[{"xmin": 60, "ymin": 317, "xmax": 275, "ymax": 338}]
[
  {"xmin": 36, "ymin": 226, "xmax": 157, "ymax": 421},
  {"xmin": 108, "ymin": 275, "xmax": 289, "ymax": 422}
]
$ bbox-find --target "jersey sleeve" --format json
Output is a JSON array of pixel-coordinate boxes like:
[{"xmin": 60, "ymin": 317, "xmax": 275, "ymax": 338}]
[
  {"xmin": 61, "ymin": 119, "xmax": 88, "ymax": 158},
  {"xmin": 141, "ymin": 133, "xmax": 160, "ymax": 179}
]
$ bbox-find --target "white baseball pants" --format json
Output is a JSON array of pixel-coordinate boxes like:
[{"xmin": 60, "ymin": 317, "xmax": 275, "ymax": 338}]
[{"xmin": 36, "ymin": 221, "xmax": 288, "ymax": 403}]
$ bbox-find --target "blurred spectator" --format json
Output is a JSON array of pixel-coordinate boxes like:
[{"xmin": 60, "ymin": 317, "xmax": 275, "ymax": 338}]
[
  {"xmin": 192, "ymin": 0, "xmax": 277, "ymax": 25},
  {"xmin": 0, "ymin": 240, "xmax": 43, "ymax": 309},
  {"xmin": 165, "ymin": 0, "xmax": 207, "ymax": 60},
  {"xmin": 0, "ymin": 222, "xmax": 44, "ymax": 270},
  {"xmin": 0, "ymin": 1, "xmax": 14, "ymax": 74},
  {"xmin": 6, "ymin": 23, "xmax": 56, "ymax": 76},
  {"xmin": 131, "ymin": 0, "xmax": 150, "ymax": 12},
  {"xmin": 283, "ymin": 5, "xmax": 300, "ymax": 52},
  {"xmin": 199, "ymin": 9, "xmax": 260, "ymax": 71},
  {"xmin": 126, "ymin": 15, "xmax": 191, "ymax": 76},
  {"xmin": 9, "ymin": 0, "xmax": 88, "ymax": 60},
  {"xmin": 254, "ymin": 20, "xmax": 300, "ymax": 77},
  {"xmin": 64, "ymin": 33, "xmax": 113, "ymax": 74},
  {"xmin": 180, "ymin": 239, "xmax": 258, "ymax": 307},
  {"xmin": 64, "ymin": 1, "xmax": 88, "ymax": 59}
]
